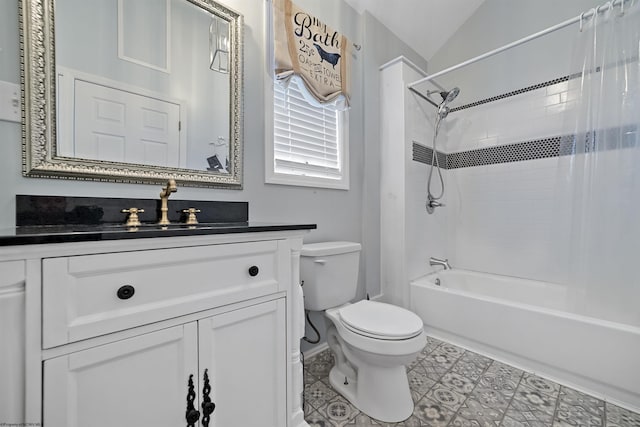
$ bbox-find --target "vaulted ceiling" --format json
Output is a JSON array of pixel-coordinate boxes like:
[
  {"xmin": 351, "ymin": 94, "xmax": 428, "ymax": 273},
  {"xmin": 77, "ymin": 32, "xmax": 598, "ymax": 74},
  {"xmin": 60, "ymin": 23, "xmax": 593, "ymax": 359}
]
[{"xmin": 343, "ymin": 0, "xmax": 486, "ymax": 61}]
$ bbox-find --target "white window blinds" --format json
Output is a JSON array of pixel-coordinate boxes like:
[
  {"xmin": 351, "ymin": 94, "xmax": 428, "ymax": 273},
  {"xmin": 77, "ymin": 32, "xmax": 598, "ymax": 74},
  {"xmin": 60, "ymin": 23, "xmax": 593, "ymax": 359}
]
[{"xmin": 273, "ymin": 78, "xmax": 342, "ymax": 179}]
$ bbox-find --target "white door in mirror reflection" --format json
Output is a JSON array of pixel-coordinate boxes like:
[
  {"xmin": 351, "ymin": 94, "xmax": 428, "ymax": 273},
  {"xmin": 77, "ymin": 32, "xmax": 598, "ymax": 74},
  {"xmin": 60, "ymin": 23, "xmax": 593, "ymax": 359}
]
[{"xmin": 72, "ymin": 79, "xmax": 184, "ymax": 168}]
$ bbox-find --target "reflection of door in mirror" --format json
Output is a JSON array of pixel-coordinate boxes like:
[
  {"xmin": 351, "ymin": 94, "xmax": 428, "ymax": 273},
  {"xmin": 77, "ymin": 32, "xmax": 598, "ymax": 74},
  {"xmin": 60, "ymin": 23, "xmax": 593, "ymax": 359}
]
[
  {"xmin": 54, "ymin": 0, "xmax": 231, "ymax": 172},
  {"xmin": 58, "ymin": 70, "xmax": 185, "ymax": 168},
  {"xmin": 74, "ymin": 81, "xmax": 181, "ymax": 167}
]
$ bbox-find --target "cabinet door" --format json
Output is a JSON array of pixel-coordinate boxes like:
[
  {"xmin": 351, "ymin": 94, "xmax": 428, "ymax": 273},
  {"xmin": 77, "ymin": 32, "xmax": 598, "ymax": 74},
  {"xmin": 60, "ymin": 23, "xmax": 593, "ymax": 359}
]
[
  {"xmin": 43, "ymin": 323, "xmax": 198, "ymax": 427},
  {"xmin": 198, "ymin": 299, "xmax": 287, "ymax": 427}
]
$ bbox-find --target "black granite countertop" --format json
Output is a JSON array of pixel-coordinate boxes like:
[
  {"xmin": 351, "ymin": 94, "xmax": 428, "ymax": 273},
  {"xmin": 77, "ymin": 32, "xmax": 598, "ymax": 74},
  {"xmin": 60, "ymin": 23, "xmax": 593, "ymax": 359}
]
[
  {"xmin": 0, "ymin": 222, "xmax": 317, "ymax": 246},
  {"xmin": 2, "ymin": 195, "xmax": 316, "ymax": 246}
]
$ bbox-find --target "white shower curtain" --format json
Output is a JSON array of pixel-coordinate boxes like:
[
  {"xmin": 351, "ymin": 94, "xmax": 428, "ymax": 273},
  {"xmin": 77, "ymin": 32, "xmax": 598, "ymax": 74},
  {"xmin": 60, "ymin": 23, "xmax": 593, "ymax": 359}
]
[{"xmin": 556, "ymin": 1, "xmax": 640, "ymax": 327}]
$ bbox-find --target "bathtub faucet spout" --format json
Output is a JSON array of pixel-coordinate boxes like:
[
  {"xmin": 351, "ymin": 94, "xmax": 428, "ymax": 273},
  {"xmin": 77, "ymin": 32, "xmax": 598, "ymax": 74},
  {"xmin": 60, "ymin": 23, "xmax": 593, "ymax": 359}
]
[{"xmin": 429, "ymin": 257, "xmax": 451, "ymax": 270}]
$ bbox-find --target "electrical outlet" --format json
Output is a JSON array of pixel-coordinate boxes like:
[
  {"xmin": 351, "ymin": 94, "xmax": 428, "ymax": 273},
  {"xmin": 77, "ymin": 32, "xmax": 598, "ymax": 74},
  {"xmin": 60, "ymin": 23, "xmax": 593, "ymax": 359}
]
[{"xmin": 0, "ymin": 81, "xmax": 21, "ymax": 123}]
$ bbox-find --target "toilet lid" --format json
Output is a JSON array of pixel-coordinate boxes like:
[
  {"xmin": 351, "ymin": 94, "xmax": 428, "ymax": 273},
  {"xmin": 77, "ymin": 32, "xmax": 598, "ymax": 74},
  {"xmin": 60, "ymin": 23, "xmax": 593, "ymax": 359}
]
[{"xmin": 338, "ymin": 301, "xmax": 424, "ymax": 340}]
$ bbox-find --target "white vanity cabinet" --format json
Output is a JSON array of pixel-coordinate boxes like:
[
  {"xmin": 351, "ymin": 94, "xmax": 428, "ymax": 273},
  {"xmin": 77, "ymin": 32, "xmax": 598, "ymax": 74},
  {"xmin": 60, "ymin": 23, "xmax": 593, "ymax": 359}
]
[
  {"xmin": 0, "ymin": 230, "xmax": 309, "ymax": 427},
  {"xmin": 44, "ymin": 298, "xmax": 286, "ymax": 427},
  {"xmin": 0, "ymin": 260, "xmax": 26, "ymax": 425}
]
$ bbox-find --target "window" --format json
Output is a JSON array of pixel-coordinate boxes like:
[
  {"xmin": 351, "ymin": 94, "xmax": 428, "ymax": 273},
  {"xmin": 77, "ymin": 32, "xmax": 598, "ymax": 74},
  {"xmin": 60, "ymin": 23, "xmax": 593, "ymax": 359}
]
[{"xmin": 266, "ymin": 77, "xmax": 349, "ymax": 190}]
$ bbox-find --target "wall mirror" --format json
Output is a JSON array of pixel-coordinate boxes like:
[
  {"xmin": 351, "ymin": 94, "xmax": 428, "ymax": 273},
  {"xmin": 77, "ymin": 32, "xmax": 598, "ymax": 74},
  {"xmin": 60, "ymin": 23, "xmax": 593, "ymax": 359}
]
[{"xmin": 20, "ymin": 0, "xmax": 243, "ymax": 188}]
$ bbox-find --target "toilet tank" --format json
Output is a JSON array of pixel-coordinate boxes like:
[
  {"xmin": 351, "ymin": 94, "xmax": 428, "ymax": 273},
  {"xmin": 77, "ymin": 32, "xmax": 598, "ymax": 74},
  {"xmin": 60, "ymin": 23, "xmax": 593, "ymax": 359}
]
[{"xmin": 300, "ymin": 241, "xmax": 361, "ymax": 311}]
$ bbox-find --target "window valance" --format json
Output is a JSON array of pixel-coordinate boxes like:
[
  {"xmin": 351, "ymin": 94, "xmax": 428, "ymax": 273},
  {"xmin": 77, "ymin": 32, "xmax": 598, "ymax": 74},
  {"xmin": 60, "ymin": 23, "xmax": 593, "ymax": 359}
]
[{"xmin": 273, "ymin": 0, "xmax": 351, "ymax": 110}]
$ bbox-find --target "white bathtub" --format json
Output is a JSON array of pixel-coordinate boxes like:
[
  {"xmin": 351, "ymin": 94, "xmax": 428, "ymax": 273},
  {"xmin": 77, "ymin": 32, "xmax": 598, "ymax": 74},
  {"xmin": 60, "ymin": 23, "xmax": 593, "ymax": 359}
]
[{"xmin": 410, "ymin": 269, "xmax": 640, "ymax": 412}]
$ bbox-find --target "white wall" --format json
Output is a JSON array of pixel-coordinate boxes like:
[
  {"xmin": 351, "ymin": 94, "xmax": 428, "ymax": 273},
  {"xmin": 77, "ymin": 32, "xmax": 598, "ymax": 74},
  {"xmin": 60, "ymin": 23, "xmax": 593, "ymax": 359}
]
[
  {"xmin": 380, "ymin": 58, "xmax": 447, "ymax": 308},
  {"xmin": 361, "ymin": 13, "xmax": 427, "ymax": 301},
  {"xmin": 379, "ymin": 61, "xmax": 410, "ymax": 307}
]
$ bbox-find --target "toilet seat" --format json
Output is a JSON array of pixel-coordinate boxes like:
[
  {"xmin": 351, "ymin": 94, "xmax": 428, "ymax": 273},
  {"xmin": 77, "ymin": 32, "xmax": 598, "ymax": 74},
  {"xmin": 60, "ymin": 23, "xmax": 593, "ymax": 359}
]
[{"xmin": 338, "ymin": 300, "xmax": 424, "ymax": 340}]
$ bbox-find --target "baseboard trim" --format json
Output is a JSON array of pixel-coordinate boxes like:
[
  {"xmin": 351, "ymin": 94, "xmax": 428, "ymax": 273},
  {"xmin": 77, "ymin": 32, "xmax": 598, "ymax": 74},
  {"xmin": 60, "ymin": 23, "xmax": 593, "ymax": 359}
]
[{"xmin": 302, "ymin": 342, "xmax": 329, "ymax": 359}]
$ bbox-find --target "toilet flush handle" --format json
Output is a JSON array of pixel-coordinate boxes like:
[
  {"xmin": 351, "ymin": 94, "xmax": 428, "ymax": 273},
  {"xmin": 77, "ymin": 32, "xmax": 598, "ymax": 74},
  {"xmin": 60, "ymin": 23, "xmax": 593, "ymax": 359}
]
[{"xmin": 314, "ymin": 259, "xmax": 327, "ymax": 265}]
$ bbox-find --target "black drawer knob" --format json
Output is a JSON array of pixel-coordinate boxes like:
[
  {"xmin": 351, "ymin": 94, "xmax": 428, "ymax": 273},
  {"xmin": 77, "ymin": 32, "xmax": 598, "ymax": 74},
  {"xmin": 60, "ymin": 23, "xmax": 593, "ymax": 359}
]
[
  {"xmin": 117, "ymin": 285, "xmax": 135, "ymax": 300},
  {"xmin": 248, "ymin": 266, "xmax": 259, "ymax": 277}
]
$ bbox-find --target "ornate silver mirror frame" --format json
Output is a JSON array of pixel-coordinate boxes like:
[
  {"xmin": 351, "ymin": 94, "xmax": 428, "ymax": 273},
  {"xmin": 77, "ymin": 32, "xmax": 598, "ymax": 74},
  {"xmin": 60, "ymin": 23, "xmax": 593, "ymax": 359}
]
[{"xmin": 19, "ymin": 0, "xmax": 243, "ymax": 188}]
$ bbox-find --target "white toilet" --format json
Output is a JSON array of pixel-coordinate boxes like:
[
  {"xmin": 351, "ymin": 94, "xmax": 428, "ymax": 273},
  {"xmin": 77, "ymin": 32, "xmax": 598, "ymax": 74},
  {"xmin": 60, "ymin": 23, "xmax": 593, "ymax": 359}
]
[{"xmin": 300, "ymin": 241, "xmax": 426, "ymax": 423}]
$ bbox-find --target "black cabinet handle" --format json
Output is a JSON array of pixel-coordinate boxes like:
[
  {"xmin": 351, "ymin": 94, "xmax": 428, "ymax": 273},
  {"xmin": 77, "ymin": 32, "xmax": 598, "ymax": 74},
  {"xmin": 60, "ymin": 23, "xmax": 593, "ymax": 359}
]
[
  {"xmin": 186, "ymin": 409, "xmax": 200, "ymax": 426},
  {"xmin": 116, "ymin": 285, "xmax": 135, "ymax": 300},
  {"xmin": 186, "ymin": 374, "xmax": 200, "ymax": 427},
  {"xmin": 248, "ymin": 266, "xmax": 259, "ymax": 277},
  {"xmin": 201, "ymin": 369, "xmax": 216, "ymax": 427}
]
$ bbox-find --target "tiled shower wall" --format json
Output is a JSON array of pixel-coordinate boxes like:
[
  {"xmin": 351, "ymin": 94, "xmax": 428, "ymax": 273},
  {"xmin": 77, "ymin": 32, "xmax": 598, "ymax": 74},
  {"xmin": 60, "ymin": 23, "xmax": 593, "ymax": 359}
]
[
  {"xmin": 445, "ymin": 156, "xmax": 564, "ymax": 283},
  {"xmin": 436, "ymin": 79, "xmax": 579, "ymax": 284},
  {"xmin": 387, "ymin": 51, "xmax": 639, "ymax": 328},
  {"xmin": 417, "ymin": 71, "xmax": 637, "ymax": 294},
  {"xmin": 387, "ymin": 57, "xmax": 635, "ymax": 309},
  {"xmin": 411, "ymin": 67, "xmax": 640, "ymax": 330},
  {"xmin": 441, "ymin": 80, "xmax": 579, "ymax": 153}
]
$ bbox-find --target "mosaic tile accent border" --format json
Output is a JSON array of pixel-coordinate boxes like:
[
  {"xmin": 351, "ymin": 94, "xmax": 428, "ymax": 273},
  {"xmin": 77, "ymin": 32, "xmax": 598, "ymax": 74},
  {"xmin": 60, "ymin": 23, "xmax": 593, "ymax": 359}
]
[
  {"xmin": 447, "ymin": 136, "xmax": 567, "ymax": 169},
  {"xmin": 412, "ymin": 143, "xmax": 447, "ymax": 168},
  {"xmin": 412, "ymin": 136, "xmax": 569, "ymax": 170},
  {"xmin": 449, "ymin": 73, "xmax": 579, "ymax": 113},
  {"xmin": 413, "ymin": 125, "xmax": 638, "ymax": 170},
  {"xmin": 411, "ymin": 63, "xmax": 640, "ymax": 170}
]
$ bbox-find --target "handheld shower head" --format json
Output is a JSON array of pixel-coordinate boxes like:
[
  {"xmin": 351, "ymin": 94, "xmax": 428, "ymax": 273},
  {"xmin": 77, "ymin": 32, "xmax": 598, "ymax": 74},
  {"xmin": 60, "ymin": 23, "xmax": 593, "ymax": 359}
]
[
  {"xmin": 439, "ymin": 87, "xmax": 460, "ymax": 105},
  {"xmin": 437, "ymin": 87, "xmax": 460, "ymax": 119}
]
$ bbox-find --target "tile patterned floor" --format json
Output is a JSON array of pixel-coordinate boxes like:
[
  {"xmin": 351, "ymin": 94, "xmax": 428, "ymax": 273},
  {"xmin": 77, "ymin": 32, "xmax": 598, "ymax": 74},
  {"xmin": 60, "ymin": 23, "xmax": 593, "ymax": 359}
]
[{"xmin": 303, "ymin": 336, "xmax": 640, "ymax": 427}]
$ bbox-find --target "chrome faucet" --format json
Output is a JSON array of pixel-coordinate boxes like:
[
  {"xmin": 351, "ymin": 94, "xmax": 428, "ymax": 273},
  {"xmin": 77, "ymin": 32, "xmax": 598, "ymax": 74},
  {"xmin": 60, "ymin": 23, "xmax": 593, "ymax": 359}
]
[
  {"xmin": 429, "ymin": 257, "xmax": 451, "ymax": 270},
  {"xmin": 426, "ymin": 195, "xmax": 445, "ymax": 214},
  {"xmin": 158, "ymin": 179, "xmax": 178, "ymax": 225}
]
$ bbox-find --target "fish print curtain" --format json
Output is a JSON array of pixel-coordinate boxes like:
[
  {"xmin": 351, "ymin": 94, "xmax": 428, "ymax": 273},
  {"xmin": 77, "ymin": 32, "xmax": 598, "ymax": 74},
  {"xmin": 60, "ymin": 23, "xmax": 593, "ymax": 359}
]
[{"xmin": 273, "ymin": 0, "xmax": 351, "ymax": 109}]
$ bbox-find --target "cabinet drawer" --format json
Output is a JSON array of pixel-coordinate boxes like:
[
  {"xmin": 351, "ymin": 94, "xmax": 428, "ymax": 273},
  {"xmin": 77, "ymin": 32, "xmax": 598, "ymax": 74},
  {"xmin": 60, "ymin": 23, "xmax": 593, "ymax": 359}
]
[{"xmin": 42, "ymin": 241, "xmax": 281, "ymax": 348}]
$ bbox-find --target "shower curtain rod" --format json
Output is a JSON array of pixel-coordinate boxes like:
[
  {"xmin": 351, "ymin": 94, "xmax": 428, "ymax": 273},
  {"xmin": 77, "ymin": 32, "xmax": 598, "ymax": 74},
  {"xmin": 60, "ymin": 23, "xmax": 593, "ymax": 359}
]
[{"xmin": 407, "ymin": 0, "xmax": 631, "ymax": 90}]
